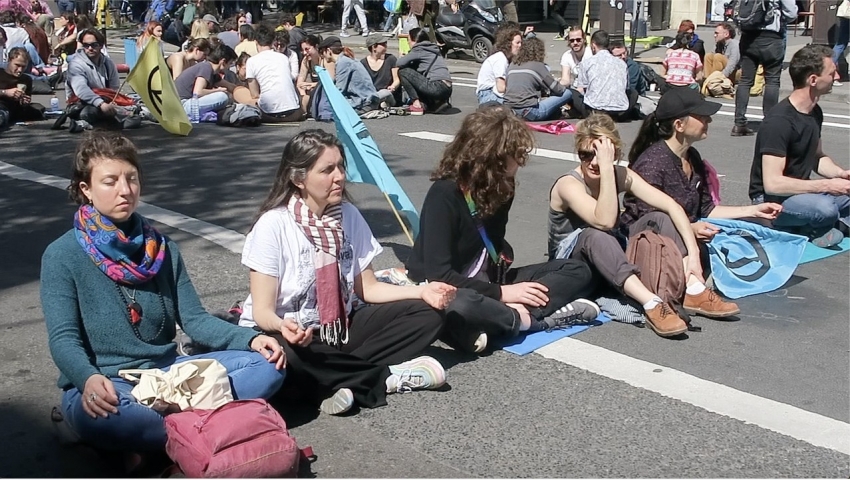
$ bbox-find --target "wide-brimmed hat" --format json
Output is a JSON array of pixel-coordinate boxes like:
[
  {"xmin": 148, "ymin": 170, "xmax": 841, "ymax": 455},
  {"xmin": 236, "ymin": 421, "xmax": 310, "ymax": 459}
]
[{"xmin": 655, "ymin": 87, "xmax": 721, "ymax": 121}]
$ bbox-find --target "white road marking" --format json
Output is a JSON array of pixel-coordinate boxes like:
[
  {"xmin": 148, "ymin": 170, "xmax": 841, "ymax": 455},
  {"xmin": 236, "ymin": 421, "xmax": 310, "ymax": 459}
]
[
  {"xmin": 400, "ymin": 131, "xmax": 580, "ymax": 163},
  {"xmin": 537, "ymin": 337, "xmax": 850, "ymax": 456},
  {"xmin": 0, "ymin": 161, "xmax": 245, "ymax": 254},
  {"xmin": 643, "ymin": 93, "xmax": 850, "ymax": 120},
  {"xmin": 2, "ymin": 159, "xmax": 846, "ymax": 456}
]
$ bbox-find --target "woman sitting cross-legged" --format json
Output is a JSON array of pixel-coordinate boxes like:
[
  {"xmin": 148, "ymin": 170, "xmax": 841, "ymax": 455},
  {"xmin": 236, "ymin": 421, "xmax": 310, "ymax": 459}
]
[
  {"xmin": 548, "ymin": 113, "xmax": 704, "ymax": 337},
  {"xmin": 404, "ymin": 106, "xmax": 598, "ymax": 354},
  {"xmin": 238, "ymin": 129, "xmax": 455, "ymax": 416},
  {"xmin": 504, "ymin": 36, "xmax": 573, "ymax": 122},
  {"xmin": 41, "ymin": 132, "xmax": 286, "ymax": 459}
]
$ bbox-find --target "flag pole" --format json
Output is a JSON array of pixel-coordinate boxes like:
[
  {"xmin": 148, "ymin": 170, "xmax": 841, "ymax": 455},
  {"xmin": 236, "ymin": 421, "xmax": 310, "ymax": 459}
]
[{"xmin": 383, "ymin": 192, "xmax": 414, "ymax": 246}]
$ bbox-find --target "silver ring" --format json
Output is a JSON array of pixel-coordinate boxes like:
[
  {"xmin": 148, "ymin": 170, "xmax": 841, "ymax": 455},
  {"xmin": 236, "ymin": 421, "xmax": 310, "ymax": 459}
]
[{"xmin": 89, "ymin": 393, "xmax": 97, "ymax": 402}]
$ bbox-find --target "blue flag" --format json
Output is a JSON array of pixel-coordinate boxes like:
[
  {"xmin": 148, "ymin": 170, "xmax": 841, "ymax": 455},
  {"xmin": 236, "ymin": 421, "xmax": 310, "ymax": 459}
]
[
  {"xmin": 315, "ymin": 67, "xmax": 420, "ymax": 238},
  {"xmin": 704, "ymin": 218, "xmax": 807, "ymax": 299}
]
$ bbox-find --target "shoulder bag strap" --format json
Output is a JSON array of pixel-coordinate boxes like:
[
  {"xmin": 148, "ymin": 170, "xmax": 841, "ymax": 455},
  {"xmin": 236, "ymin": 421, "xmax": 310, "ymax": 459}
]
[{"xmin": 462, "ymin": 190, "xmax": 500, "ymax": 264}]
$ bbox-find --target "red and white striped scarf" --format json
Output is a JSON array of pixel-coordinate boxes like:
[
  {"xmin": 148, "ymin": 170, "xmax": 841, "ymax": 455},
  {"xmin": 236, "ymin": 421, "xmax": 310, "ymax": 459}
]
[{"xmin": 288, "ymin": 195, "xmax": 348, "ymax": 345}]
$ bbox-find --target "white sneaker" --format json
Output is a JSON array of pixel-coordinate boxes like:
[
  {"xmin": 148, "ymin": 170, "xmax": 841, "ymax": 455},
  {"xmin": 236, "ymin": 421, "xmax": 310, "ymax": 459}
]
[
  {"xmin": 339, "ymin": 30, "xmax": 351, "ymax": 38},
  {"xmin": 361, "ymin": 29, "xmax": 371, "ymax": 36},
  {"xmin": 386, "ymin": 356, "xmax": 446, "ymax": 393},
  {"xmin": 835, "ymin": 81, "xmax": 844, "ymax": 87},
  {"xmin": 319, "ymin": 388, "xmax": 354, "ymax": 415}
]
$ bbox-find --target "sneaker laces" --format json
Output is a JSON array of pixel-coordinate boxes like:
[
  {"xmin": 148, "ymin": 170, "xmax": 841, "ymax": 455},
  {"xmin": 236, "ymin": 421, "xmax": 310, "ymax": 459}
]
[
  {"xmin": 544, "ymin": 307, "xmax": 586, "ymax": 332},
  {"xmin": 394, "ymin": 369, "xmax": 424, "ymax": 393},
  {"xmin": 659, "ymin": 302, "xmax": 675, "ymax": 318}
]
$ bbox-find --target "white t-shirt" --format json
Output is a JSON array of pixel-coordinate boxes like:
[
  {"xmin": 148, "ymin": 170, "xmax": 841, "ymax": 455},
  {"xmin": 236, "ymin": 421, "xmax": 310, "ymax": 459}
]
[
  {"xmin": 239, "ymin": 202, "xmax": 383, "ymax": 329},
  {"xmin": 476, "ymin": 51, "xmax": 509, "ymax": 96},
  {"xmin": 286, "ymin": 49, "xmax": 299, "ymax": 81},
  {"xmin": 560, "ymin": 46, "xmax": 593, "ymax": 89},
  {"xmin": 245, "ymin": 49, "xmax": 300, "ymax": 114}
]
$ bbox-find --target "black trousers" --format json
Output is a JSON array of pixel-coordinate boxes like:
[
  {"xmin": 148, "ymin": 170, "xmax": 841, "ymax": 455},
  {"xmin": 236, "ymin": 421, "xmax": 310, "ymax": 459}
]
[
  {"xmin": 398, "ymin": 68, "xmax": 452, "ymax": 106},
  {"xmin": 281, "ymin": 300, "xmax": 444, "ymax": 409},
  {"xmin": 443, "ymin": 259, "xmax": 595, "ymax": 346},
  {"xmin": 570, "ymin": 88, "xmax": 639, "ymax": 122}
]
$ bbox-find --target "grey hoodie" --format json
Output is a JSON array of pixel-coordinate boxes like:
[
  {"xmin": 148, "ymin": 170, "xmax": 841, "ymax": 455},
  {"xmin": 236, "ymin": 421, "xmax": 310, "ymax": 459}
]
[
  {"xmin": 65, "ymin": 49, "xmax": 120, "ymax": 107},
  {"xmin": 395, "ymin": 41, "xmax": 451, "ymax": 83}
]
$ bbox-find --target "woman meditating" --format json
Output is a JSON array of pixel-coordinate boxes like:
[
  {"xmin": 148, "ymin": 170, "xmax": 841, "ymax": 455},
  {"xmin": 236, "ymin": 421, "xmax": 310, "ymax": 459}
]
[
  {"xmin": 41, "ymin": 132, "xmax": 286, "ymax": 458},
  {"xmin": 548, "ymin": 113, "xmax": 704, "ymax": 337},
  {"xmin": 238, "ymin": 129, "xmax": 455, "ymax": 416},
  {"xmin": 405, "ymin": 107, "xmax": 598, "ymax": 353}
]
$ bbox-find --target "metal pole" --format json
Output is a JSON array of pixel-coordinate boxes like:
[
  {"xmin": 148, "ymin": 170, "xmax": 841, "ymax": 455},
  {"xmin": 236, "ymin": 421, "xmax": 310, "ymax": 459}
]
[
  {"xmin": 630, "ymin": 0, "xmax": 641, "ymax": 57},
  {"xmin": 99, "ymin": 0, "xmax": 107, "ymax": 41}
]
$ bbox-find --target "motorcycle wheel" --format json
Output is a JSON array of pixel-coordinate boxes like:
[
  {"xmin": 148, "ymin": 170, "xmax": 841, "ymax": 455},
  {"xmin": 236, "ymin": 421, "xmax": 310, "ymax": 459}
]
[{"xmin": 472, "ymin": 35, "xmax": 493, "ymax": 63}]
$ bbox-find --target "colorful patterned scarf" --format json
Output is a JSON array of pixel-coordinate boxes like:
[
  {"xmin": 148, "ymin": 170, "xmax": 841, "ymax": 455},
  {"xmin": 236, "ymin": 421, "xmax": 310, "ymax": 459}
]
[
  {"xmin": 73, "ymin": 204, "xmax": 167, "ymax": 285},
  {"xmin": 288, "ymin": 195, "xmax": 348, "ymax": 345}
]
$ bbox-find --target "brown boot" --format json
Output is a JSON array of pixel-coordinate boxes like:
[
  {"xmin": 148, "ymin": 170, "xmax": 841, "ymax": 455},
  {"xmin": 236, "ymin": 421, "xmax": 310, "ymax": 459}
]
[
  {"xmin": 684, "ymin": 288, "xmax": 740, "ymax": 318},
  {"xmin": 644, "ymin": 302, "xmax": 688, "ymax": 337}
]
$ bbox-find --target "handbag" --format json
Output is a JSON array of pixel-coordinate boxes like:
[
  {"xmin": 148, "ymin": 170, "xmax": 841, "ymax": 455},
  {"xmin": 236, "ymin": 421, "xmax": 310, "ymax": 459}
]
[
  {"xmin": 118, "ymin": 358, "xmax": 233, "ymax": 412},
  {"xmin": 838, "ymin": 0, "xmax": 850, "ymax": 19},
  {"xmin": 165, "ymin": 399, "xmax": 308, "ymax": 478},
  {"xmin": 462, "ymin": 191, "xmax": 513, "ymax": 284}
]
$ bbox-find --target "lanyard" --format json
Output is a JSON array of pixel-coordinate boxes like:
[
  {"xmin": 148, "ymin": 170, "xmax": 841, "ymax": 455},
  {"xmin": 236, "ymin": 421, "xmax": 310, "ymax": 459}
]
[{"xmin": 462, "ymin": 190, "xmax": 500, "ymax": 264}]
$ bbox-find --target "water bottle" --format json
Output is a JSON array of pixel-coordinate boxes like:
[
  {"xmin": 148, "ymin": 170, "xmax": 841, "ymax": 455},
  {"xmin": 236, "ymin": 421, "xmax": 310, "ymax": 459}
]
[
  {"xmin": 50, "ymin": 94, "xmax": 60, "ymax": 112},
  {"xmin": 189, "ymin": 94, "xmax": 200, "ymax": 124}
]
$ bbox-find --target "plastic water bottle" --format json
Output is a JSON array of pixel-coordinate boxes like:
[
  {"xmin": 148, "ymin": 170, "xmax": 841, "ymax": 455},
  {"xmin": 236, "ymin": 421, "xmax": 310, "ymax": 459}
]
[
  {"xmin": 50, "ymin": 94, "xmax": 60, "ymax": 112},
  {"xmin": 189, "ymin": 94, "xmax": 200, "ymax": 124}
]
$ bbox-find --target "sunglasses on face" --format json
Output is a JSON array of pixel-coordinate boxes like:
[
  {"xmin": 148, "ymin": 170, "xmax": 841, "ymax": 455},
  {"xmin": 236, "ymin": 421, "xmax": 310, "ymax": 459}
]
[
  {"xmin": 82, "ymin": 42, "xmax": 101, "ymax": 50},
  {"xmin": 569, "ymin": 38, "xmax": 583, "ymax": 43},
  {"xmin": 577, "ymin": 150, "xmax": 595, "ymax": 162}
]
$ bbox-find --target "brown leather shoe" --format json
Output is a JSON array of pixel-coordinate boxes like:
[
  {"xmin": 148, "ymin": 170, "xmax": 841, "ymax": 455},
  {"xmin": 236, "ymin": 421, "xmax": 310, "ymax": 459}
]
[
  {"xmin": 684, "ymin": 289, "xmax": 741, "ymax": 318},
  {"xmin": 645, "ymin": 302, "xmax": 688, "ymax": 337},
  {"xmin": 731, "ymin": 125, "xmax": 755, "ymax": 136}
]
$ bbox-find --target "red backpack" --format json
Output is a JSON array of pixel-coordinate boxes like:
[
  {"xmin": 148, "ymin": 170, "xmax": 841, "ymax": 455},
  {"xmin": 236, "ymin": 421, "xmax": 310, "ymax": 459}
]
[{"xmin": 165, "ymin": 399, "xmax": 308, "ymax": 478}]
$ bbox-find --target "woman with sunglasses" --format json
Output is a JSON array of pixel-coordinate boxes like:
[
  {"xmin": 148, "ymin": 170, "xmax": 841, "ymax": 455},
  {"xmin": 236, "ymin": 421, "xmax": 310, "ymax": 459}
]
[
  {"xmin": 548, "ymin": 113, "xmax": 703, "ymax": 337},
  {"xmin": 623, "ymin": 88, "xmax": 782, "ymax": 320}
]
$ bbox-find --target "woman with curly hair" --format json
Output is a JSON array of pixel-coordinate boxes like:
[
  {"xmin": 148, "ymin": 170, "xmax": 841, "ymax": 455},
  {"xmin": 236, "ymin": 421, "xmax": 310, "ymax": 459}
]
[
  {"xmin": 504, "ymin": 36, "xmax": 573, "ymax": 121},
  {"xmin": 475, "ymin": 24, "xmax": 522, "ymax": 105},
  {"xmin": 405, "ymin": 107, "xmax": 598, "ymax": 353}
]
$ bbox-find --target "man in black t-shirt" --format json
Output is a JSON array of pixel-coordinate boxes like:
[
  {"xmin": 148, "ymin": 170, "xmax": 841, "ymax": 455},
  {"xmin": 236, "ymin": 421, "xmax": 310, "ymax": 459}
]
[{"xmin": 749, "ymin": 45, "xmax": 850, "ymax": 248}]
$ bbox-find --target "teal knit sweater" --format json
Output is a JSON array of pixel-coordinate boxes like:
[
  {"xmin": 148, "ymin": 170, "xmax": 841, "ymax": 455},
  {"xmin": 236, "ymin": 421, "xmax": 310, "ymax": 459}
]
[{"xmin": 41, "ymin": 229, "xmax": 259, "ymax": 391}]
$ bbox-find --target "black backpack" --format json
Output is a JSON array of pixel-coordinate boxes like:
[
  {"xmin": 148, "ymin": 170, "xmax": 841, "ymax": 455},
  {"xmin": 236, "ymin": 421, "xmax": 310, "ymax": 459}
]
[{"xmin": 735, "ymin": 0, "xmax": 777, "ymax": 32}]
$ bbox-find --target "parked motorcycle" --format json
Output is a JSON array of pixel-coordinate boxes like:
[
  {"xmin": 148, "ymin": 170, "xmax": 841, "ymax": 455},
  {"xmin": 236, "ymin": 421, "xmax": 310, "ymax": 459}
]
[{"xmin": 433, "ymin": 0, "xmax": 501, "ymax": 63}]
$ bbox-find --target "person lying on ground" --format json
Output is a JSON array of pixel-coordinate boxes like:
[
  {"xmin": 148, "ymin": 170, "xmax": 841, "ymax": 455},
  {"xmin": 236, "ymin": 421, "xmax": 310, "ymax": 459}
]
[{"xmin": 238, "ymin": 129, "xmax": 454, "ymax": 416}]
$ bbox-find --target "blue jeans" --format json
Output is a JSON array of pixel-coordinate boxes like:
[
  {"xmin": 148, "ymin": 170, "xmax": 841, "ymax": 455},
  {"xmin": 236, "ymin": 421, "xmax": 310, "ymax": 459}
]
[
  {"xmin": 476, "ymin": 89, "xmax": 503, "ymax": 105},
  {"xmin": 755, "ymin": 193, "xmax": 850, "ymax": 237},
  {"xmin": 61, "ymin": 351, "xmax": 285, "ymax": 452},
  {"xmin": 834, "ymin": 18, "xmax": 849, "ymax": 66},
  {"xmin": 181, "ymin": 91, "xmax": 229, "ymax": 116},
  {"xmin": 514, "ymin": 89, "xmax": 572, "ymax": 121}
]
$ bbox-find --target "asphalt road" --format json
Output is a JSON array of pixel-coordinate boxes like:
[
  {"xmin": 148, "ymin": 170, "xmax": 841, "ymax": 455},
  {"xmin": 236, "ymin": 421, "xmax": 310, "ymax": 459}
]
[{"xmin": 0, "ymin": 25, "xmax": 848, "ymax": 478}]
